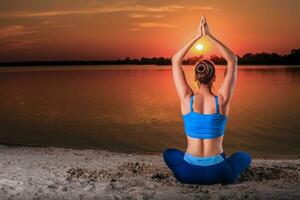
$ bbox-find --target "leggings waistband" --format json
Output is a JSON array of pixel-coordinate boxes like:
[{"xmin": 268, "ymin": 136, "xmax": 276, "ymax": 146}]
[{"xmin": 184, "ymin": 152, "xmax": 225, "ymax": 166}]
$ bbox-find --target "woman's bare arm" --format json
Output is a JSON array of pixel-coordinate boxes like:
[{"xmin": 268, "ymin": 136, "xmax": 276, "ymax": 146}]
[
  {"xmin": 202, "ymin": 17, "xmax": 237, "ymax": 104},
  {"xmin": 171, "ymin": 20, "xmax": 203, "ymax": 100}
]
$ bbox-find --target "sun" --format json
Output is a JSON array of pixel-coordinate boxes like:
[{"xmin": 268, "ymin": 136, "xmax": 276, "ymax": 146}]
[{"xmin": 196, "ymin": 43, "xmax": 204, "ymax": 51}]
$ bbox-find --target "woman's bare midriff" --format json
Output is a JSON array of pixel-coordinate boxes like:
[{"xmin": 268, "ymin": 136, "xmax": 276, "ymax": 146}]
[{"xmin": 186, "ymin": 135, "xmax": 224, "ymax": 157}]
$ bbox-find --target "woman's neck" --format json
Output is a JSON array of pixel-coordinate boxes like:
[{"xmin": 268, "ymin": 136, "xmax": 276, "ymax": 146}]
[{"xmin": 196, "ymin": 84, "xmax": 212, "ymax": 95}]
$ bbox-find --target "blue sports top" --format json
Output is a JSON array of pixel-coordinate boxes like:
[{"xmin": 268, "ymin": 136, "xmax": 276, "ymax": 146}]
[{"xmin": 182, "ymin": 94, "xmax": 228, "ymax": 139}]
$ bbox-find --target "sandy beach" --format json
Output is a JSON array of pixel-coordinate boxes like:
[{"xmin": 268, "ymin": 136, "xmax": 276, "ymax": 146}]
[{"xmin": 0, "ymin": 145, "xmax": 299, "ymax": 200}]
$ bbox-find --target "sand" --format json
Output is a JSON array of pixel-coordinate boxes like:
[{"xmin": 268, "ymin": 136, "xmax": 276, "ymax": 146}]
[{"xmin": 0, "ymin": 145, "xmax": 299, "ymax": 200}]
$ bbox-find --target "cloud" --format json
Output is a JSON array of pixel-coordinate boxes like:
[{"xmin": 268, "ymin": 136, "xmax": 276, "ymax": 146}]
[
  {"xmin": 0, "ymin": 25, "xmax": 38, "ymax": 39},
  {"xmin": 137, "ymin": 22, "xmax": 177, "ymax": 28},
  {"xmin": 129, "ymin": 28, "xmax": 140, "ymax": 31},
  {"xmin": 0, "ymin": 3, "xmax": 184, "ymax": 18},
  {"xmin": 201, "ymin": 6, "xmax": 215, "ymax": 10},
  {"xmin": 187, "ymin": 6, "xmax": 216, "ymax": 10},
  {"xmin": 128, "ymin": 13, "xmax": 165, "ymax": 18},
  {"xmin": 41, "ymin": 20, "xmax": 56, "ymax": 25},
  {"xmin": 3, "ymin": 39, "xmax": 37, "ymax": 49}
]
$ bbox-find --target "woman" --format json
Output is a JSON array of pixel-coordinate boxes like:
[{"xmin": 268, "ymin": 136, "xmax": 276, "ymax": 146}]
[{"xmin": 163, "ymin": 16, "xmax": 252, "ymax": 185}]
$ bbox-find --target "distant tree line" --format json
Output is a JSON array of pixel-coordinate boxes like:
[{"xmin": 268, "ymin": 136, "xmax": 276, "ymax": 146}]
[
  {"xmin": 0, "ymin": 49, "xmax": 299, "ymax": 66},
  {"xmin": 184, "ymin": 49, "xmax": 300, "ymax": 65}
]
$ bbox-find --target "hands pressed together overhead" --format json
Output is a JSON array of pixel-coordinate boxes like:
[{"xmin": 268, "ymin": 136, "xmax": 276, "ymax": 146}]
[{"xmin": 197, "ymin": 15, "xmax": 211, "ymax": 37}]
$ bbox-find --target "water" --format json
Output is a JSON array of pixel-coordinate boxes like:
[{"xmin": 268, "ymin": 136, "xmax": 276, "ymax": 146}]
[{"xmin": 0, "ymin": 65, "xmax": 299, "ymax": 158}]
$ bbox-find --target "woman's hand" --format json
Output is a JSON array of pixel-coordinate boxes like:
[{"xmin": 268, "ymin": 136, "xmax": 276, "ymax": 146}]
[
  {"xmin": 201, "ymin": 15, "xmax": 211, "ymax": 37},
  {"xmin": 196, "ymin": 16, "xmax": 205, "ymax": 37}
]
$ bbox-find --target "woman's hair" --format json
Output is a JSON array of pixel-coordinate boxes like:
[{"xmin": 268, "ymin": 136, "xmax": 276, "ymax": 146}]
[{"xmin": 194, "ymin": 59, "xmax": 216, "ymax": 93}]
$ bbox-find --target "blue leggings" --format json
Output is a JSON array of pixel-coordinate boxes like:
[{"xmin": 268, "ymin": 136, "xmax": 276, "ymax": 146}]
[{"xmin": 163, "ymin": 149, "xmax": 252, "ymax": 185}]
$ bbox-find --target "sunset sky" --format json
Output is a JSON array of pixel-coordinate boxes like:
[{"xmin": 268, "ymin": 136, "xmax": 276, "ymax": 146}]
[{"xmin": 0, "ymin": 0, "xmax": 300, "ymax": 62}]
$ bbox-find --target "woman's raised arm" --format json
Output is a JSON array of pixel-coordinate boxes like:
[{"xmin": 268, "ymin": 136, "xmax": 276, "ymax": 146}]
[
  {"xmin": 171, "ymin": 19, "xmax": 204, "ymax": 100},
  {"xmin": 202, "ymin": 16, "xmax": 238, "ymax": 104}
]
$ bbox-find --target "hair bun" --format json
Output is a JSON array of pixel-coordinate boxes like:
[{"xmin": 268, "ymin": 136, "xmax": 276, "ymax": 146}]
[
  {"xmin": 196, "ymin": 63, "xmax": 207, "ymax": 74},
  {"xmin": 194, "ymin": 59, "xmax": 215, "ymax": 84}
]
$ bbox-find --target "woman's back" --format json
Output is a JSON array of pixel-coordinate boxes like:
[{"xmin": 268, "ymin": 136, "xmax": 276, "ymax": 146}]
[{"xmin": 182, "ymin": 92, "xmax": 229, "ymax": 157}]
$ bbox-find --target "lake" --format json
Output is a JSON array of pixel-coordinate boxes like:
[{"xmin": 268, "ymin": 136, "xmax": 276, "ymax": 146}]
[{"xmin": 0, "ymin": 65, "xmax": 299, "ymax": 158}]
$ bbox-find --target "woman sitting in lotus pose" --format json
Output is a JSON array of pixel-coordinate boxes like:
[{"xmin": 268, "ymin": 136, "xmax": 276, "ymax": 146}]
[{"xmin": 163, "ymin": 16, "xmax": 251, "ymax": 185}]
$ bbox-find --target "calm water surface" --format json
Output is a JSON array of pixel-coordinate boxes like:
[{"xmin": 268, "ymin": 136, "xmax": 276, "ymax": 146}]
[{"xmin": 0, "ymin": 65, "xmax": 299, "ymax": 158}]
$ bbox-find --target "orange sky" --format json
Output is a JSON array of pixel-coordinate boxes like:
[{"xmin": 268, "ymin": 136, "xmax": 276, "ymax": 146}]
[{"xmin": 0, "ymin": 0, "xmax": 299, "ymax": 62}]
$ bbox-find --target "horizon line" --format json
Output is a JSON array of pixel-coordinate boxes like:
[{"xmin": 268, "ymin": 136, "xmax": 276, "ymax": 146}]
[{"xmin": 1, "ymin": 48, "xmax": 300, "ymax": 64}]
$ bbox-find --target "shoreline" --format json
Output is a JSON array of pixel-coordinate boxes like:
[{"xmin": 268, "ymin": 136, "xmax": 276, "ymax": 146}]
[
  {"xmin": 0, "ymin": 145, "xmax": 299, "ymax": 200},
  {"xmin": 0, "ymin": 143, "xmax": 299, "ymax": 160}
]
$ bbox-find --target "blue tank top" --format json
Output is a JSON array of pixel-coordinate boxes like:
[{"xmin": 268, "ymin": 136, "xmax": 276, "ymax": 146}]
[{"xmin": 182, "ymin": 94, "xmax": 228, "ymax": 139}]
